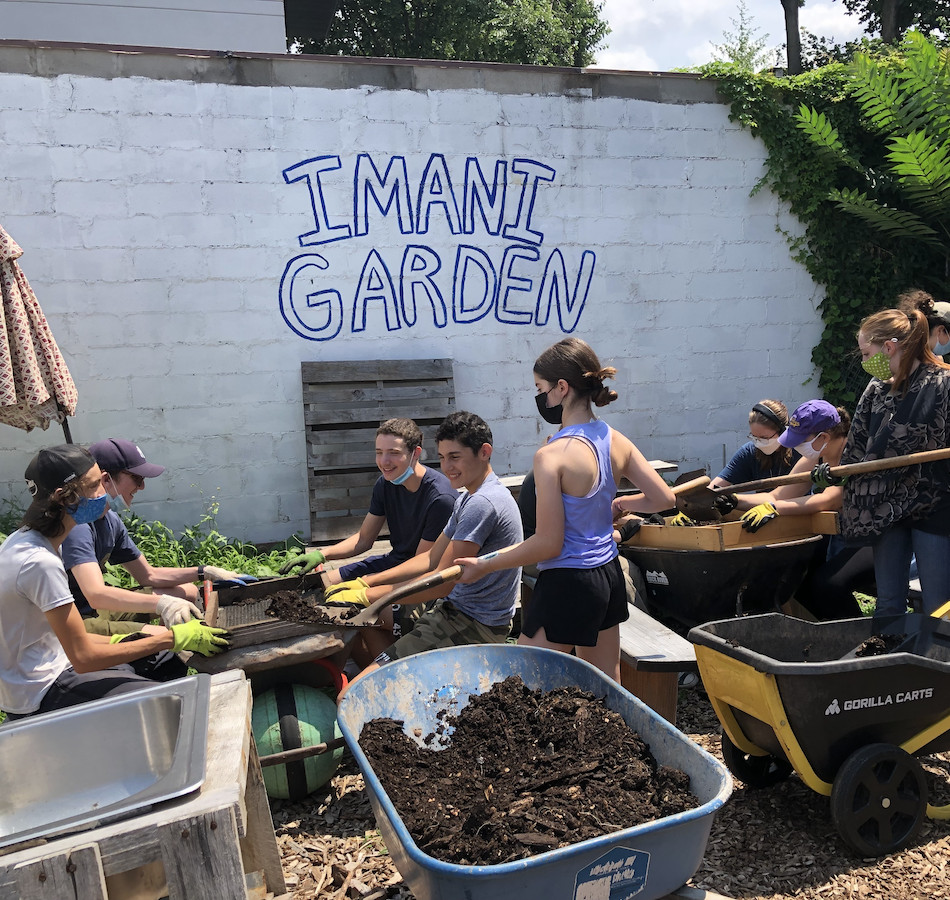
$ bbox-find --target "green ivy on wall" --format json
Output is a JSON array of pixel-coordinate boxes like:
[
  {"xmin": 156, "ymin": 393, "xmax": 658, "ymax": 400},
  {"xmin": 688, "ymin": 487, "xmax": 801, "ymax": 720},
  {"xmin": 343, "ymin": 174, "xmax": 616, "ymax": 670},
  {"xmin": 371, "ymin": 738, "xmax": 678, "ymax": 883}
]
[{"xmin": 702, "ymin": 60, "xmax": 946, "ymax": 409}]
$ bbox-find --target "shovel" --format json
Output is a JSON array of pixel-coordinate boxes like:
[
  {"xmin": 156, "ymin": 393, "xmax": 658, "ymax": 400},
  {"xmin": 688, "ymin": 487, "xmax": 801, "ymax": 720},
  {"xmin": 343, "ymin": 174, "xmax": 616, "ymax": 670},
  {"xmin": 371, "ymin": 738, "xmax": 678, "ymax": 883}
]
[
  {"xmin": 675, "ymin": 447, "xmax": 950, "ymax": 520},
  {"xmin": 321, "ymin": 564, "xmax": 464, "ymax": 627}
]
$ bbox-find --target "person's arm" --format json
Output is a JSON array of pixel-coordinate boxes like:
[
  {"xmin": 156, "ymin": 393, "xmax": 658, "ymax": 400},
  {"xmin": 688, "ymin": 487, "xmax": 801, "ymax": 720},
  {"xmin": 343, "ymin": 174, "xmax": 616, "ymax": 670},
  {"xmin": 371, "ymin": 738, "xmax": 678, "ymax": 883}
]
[
  {"xmin": 710, "ymin": 476, "xmax": 733, "ymax": 489},
  {"xmin": 352, "ymin": 533, "xmax": 450, "ymax": 604},
  {"xmin": 70, "ymin": 561, "xmax": 162, "ymax": 615},
  {"xmin": 611, "ymin": 430, "xmax": 677, "ymax": 515},
  {"xmin": 121, "ymin": 555, "xmax": 201, "ymax": 592},
  {"xmin": 320, "ymin": 513, "xmax": 386, "ymax": 562},
  {"xmin": 45, "ymin": 603, "xmax": 173, "ymax": 673}
]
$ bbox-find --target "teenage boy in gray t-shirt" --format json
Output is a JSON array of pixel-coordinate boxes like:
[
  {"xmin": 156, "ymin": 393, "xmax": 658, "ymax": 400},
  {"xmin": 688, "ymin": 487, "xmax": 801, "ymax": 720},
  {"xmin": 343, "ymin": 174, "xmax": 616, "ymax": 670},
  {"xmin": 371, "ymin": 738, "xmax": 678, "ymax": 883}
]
[{"xmin": 333, "ymin": 412, "xmax": 523, "ymax": 687}]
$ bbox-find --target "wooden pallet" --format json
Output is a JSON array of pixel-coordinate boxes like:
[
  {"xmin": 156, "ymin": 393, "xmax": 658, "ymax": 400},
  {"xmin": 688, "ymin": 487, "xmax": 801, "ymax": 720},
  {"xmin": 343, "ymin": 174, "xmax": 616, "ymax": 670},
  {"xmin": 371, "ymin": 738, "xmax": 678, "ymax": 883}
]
[{"xmin": 300, "ymin": 359, "xmax": 456, "ymax": 543}]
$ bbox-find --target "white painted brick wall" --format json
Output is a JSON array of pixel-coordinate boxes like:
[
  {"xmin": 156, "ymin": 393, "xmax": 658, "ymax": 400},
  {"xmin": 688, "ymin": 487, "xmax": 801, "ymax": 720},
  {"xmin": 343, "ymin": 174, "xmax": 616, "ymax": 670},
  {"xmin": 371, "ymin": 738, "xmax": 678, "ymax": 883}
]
[{"xmin": 0, "ymin": 53, "xmax": 825, "ymax": 543}]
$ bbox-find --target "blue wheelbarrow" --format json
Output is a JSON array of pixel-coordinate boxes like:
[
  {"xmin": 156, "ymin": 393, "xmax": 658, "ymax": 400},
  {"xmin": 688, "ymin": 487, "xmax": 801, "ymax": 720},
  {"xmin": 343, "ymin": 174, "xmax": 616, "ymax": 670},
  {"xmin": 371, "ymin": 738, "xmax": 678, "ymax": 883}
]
[{"xmin": 337, "ymin": 644, "xmax": 731, "ymax": 900}]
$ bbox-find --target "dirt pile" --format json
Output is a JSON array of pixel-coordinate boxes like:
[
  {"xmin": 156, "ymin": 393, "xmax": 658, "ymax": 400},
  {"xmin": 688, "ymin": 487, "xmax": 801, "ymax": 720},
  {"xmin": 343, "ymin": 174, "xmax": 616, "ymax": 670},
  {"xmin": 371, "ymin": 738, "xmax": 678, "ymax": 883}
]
[
  {"xmin": 265, "ymin": 589, "xmax": 338, "ymax": 626},
  {"xmin": 358, "ymin": 675, "xmax": 699, "ymax": 866}
]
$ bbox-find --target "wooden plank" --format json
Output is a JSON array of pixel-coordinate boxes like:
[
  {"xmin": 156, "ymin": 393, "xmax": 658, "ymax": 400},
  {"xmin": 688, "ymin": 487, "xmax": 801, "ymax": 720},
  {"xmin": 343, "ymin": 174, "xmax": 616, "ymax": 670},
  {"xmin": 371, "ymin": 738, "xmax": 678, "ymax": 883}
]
[
  {"xmin": 619, "ymin": 607, "xmax": 696, "ymax": 673},
  {"xmin": 14, "ymin": 845, "xmax": 106, "ymax": 900},
  {"xmin": 620, "ymin": 664, "xmax": 679, "ymax": 724},
  {"xmin": 301, "ymin": 358, "xmax": 453, "ymax": 381},
  {"xmin": 159, "ymin": 809, "xmax": 246, "ymax": 900},
  {"xmin": 238, "ymin": 742, "xmax": 287, "ymax": 896},
  {"xmin": 304, "ymin": 397, "xmax": 455, "ymax": 427}
]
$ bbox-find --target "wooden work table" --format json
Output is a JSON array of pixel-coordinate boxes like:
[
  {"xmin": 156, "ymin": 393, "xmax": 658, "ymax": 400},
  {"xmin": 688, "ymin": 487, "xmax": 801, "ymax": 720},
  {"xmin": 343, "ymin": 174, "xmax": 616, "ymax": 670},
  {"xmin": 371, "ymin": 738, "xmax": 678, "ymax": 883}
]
[{"xmin": 0, "ymin": 671, "xmax": 286, "ymax": 900}]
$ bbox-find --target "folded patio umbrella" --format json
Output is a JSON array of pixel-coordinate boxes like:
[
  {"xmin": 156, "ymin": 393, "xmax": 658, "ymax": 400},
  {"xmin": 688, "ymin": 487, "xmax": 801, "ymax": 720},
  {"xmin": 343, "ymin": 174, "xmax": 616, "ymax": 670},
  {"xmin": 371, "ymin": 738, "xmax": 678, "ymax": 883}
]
[{"xmin": 0, "ymin": 224, "xmax": 78, "ymax": 440}]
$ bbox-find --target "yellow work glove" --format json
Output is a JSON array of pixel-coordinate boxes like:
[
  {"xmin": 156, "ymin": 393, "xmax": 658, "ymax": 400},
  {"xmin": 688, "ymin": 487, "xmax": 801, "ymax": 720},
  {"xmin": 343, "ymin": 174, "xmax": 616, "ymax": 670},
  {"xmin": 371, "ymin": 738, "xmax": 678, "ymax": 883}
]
[
  {"xmin": 323, "ymin": 585, "xmax": 370, "ymax": 608},
  {"xmin": 170, "ymin": 619, "xmax": 230, "ymax": 656},
  {"xmin": 669, "ymin": 512, "xmax": 696, "ymax": 527},
  {"xmin": 740, "ymin": 502, "xmax": 778, "ymax": 533},
  {"xmin": 323, "ymin": 577, "xmax": 370, "ymax": 599}
]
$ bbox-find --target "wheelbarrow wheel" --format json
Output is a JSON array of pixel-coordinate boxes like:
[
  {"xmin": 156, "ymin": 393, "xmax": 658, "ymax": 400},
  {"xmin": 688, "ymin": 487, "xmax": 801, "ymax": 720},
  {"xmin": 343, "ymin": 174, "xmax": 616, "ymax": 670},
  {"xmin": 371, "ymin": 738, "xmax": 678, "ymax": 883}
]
[
  {"xmin": 720, "ymin": 732, "xmax": 792, "ymax": 789},
  {"xmin": 831, "ymin": 742, "xmax": 928, "ymax": 857}
]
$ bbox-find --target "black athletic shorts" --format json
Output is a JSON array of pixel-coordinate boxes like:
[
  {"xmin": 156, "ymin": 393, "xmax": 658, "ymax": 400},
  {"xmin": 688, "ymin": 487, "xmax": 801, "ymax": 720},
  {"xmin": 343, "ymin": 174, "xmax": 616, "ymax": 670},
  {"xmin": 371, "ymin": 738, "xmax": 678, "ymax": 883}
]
[{"xmin": 521, "ymin": 556, "xmax": 628, "ymax": 647}]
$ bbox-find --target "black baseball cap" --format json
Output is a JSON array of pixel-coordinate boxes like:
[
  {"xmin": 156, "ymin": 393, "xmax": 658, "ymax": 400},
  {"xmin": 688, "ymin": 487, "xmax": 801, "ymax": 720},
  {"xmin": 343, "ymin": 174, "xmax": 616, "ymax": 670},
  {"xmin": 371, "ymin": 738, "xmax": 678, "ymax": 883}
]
[
  {"xmin": 25, "ymin": 445, "xmax": 96, "ymax": 498},
  {"xmin": 88, "ymin": 439, "xmax": 165, "ymax": 478}
]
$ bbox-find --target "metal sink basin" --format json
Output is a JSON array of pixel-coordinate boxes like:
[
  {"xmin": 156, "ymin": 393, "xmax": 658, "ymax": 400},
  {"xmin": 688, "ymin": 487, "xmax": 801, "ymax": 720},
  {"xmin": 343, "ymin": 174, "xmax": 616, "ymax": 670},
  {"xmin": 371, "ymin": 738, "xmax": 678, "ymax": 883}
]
[{"xmin": 0, "ymin": 674, "xmax": 211, "ymax": 849}]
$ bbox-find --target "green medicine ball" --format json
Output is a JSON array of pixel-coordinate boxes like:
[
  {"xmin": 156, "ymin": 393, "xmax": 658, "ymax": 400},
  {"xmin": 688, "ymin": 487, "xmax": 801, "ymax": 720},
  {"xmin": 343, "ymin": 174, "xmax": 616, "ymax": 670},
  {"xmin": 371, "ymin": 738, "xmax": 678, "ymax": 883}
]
[{"xmin": 252, "ymin": 683, "xmax": 343, "ymax": 800}]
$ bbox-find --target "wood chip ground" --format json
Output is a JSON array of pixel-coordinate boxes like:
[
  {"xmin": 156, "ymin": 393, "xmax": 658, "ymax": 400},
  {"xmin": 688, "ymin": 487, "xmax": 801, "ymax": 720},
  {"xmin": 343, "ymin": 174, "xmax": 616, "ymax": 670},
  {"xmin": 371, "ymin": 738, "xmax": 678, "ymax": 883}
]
[{"xmin": 270, "ymin": 688, "xmax": 950, "ymax": 900}]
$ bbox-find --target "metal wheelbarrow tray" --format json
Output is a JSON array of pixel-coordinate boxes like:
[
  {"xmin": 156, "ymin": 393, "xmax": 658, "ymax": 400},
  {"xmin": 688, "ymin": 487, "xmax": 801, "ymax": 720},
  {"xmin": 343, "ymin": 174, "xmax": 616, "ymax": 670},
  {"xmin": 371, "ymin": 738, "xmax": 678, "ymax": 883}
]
[
  {"xmin": 337, "ymin": 644, "xmax": 732, "ymax": 900},
  {"xmin": 688, "ymin": 612, "xmax": 950, "ymax": 856}
]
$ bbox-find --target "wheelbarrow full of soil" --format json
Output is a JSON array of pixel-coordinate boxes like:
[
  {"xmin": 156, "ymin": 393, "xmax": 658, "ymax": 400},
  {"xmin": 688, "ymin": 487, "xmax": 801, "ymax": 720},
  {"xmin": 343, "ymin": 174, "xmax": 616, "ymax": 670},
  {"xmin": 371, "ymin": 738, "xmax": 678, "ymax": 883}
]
[
  {"xmin": 337, "ymin": 643, "xmax": 732, "ymax": 900},
  {"xmin": 688, "ymin": 609, "xmax": 950, "ymax": 856}
]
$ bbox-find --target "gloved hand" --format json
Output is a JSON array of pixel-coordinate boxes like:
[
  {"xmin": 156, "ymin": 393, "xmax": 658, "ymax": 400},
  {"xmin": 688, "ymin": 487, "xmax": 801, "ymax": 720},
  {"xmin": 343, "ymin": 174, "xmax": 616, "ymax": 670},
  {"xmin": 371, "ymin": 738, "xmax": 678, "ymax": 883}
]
[
  {"xmin": 616, "ymin": 518, "xmax": 642, "ymax": 543},
  {"xmin": 645, "ymin": 513, "xmax": 667, "ymax": 525},
  {"xmin": 156, "ymin": 595, "xmax": 203, "ymax": 628},
  {"xmin": 170, "ymin": 619, "xmax": 230, "ymax": 656},
  {"xmin": 810, "ymin": 462, "xmax": 846, "ymax": 489},
  {"xmin": 714, "ymin": 492, "xmax": 739, "ymax": 515},
  {"xmin": 740, "ymin": 502, "xmax": 779, "ymax": 533},
  {"xmin": 201, "ymin": 565, "xmax": 257, "ymax": 586},
  {"xmin": 109, "ymin": 631, "xmax": 150, "ymax": 644},
  {"xmin": 669, "ymin": 512, "xmax": 697, "ymax": 527},
  {"xmin": 324, "ymin": 577, "xmax": 369, "ymax": 598},
  {"xmin": 278, "ymin": 549, "xmax": 326, "ymax": 576},
  {"xmin": 323, "ymin": 585, "xmax": 371, "ymax": 608}
]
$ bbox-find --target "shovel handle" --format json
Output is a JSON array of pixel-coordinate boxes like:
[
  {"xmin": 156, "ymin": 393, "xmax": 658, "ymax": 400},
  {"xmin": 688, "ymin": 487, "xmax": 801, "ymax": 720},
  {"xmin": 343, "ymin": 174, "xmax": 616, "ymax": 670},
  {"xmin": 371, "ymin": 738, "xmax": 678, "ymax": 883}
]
[
  {"xmin": 344, "ymin": 564, "xmax": 464, "ymax": 626},
  {"xmin": 710, "ymin": 446, "xmax": 950, "ymax": 496}
]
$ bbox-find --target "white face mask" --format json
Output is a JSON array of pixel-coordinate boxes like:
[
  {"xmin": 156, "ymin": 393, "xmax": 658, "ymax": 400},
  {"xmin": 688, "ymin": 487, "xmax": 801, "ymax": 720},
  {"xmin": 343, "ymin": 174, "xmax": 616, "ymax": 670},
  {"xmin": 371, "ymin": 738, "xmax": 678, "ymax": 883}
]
[
  {"xmin": 751, "ymin": 436, "xmax": 781, "ymax": 456},
  {"xmin": 794, "ymin": 435, "xmax": 826, "ymax": 461}
]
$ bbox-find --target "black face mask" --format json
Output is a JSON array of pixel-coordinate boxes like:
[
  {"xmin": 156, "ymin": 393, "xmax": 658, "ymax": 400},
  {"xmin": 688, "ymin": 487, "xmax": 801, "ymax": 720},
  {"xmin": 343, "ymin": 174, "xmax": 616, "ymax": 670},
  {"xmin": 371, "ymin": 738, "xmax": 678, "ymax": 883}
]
[{"xmin": 535, "ymin": 388, "xmax": 563, "ymax": 426}]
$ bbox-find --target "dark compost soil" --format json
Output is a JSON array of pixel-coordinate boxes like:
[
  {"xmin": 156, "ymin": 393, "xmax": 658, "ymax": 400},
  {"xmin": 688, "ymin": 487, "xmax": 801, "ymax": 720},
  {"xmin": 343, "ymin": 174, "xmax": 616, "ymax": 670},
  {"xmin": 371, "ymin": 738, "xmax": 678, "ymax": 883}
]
[
  {"xmin": 854, "ymin": 632, "xmax": 907, "ymax": 657},
  {"xmin": 357, "ymin": 675, "xmax": 699, "ymax": 866},
  {"xmin": 265, "ymin": 589, "xmax": 340, "ymax": 626}
]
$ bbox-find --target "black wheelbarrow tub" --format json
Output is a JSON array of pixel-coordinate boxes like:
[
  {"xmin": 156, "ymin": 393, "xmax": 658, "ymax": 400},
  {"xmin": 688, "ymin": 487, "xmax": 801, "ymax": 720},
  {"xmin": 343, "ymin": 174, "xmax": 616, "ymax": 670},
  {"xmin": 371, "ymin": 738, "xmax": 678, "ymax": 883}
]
[
  {"xmin": 688, "ymin": 613, "xmax": 950, "ymax": 789},
  {"xmin": 621, "ymin": 534, "xmax": 822, "ymax": 632}
]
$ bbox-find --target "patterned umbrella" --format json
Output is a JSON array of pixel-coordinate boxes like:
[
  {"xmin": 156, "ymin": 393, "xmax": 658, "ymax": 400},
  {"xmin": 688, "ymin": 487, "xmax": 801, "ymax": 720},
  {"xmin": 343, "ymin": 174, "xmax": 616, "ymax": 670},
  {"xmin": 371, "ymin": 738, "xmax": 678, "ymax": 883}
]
[{"xmin": 0, "ymin": 224, "xmax": 78, "ymax": 439}]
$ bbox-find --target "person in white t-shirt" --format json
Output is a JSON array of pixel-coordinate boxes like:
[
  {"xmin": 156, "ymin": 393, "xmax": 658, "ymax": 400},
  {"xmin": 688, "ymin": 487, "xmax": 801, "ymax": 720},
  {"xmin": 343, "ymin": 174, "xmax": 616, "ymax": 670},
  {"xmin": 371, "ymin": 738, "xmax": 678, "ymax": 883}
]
[{"xmin": 0, "ymin": 445, "xmax": 228, "ymax": 719}]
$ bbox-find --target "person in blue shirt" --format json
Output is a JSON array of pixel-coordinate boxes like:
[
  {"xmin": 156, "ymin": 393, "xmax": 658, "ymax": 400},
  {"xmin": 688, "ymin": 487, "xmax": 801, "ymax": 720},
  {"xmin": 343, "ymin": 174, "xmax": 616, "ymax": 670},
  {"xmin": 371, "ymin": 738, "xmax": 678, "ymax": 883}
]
[{"xmin": 711, "ymin": 399, "xmax": 797, "ymax": 489}]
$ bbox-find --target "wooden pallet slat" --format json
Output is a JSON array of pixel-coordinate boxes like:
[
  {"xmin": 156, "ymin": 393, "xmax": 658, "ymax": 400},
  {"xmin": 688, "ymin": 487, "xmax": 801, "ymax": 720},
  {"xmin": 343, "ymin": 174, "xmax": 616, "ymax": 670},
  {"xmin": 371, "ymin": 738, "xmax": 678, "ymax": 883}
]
[{"xmin": 300, "ymin": 359, "xmax": 456, "ymax": 543}]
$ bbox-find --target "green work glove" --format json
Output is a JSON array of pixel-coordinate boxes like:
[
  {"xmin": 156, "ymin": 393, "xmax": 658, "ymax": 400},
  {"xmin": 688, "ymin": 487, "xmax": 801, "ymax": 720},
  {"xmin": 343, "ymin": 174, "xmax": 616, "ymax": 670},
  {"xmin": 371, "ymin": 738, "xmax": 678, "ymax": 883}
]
[
  {"xmin": 810, "ymin": 462, "xmax": 847, "ymax": 490},
  {"xmin": 170, "ymin": 619, "xmax": 230, "ymax": 656},
  {"xmin": 323, "ymin": 576, "xmax": 369, "ymax": 598},
  {"xmin": 278, "ymin": 549, "xmax": 326, "ymax": 576},
  {"xmin": 323, "ymin": 585, "xmax": 370, "ymax": 608},
  {"xmin": 109, "ymin": 632, "xmax": 149, "ymax": 644},
  {"xmin": 740, "ymin": 502, "xmax": 778, "ymax": 533},
  {"xmin": 669, "ymin": 512, "xmax": 696, "ymax": 527}
]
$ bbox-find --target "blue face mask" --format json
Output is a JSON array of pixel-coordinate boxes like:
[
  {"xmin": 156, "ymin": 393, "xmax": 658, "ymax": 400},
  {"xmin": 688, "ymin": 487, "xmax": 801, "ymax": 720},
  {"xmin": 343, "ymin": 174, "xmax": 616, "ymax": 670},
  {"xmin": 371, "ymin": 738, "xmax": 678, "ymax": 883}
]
[
  {"xmin": 107, "ymin": 488, "xmax": 130, "ymax": 517},
  {"xmin": 391, "ymin": 461, "xmax": 414, "ymax": 486},
  {"xmin": 935, "ymin": 339, "xmax": 950, "ymax": 356},
  {"xmin": 67, "ymin": 493, "xmax": 109, "ymax": 524}
]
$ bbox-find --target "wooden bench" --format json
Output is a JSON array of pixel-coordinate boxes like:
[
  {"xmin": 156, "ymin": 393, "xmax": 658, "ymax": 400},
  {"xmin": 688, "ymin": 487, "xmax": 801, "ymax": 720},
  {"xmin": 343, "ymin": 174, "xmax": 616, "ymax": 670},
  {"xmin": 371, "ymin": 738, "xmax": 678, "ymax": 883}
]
[{"xmin": 619, "ymin": 606, "xmax": 697, "ymax": 725}]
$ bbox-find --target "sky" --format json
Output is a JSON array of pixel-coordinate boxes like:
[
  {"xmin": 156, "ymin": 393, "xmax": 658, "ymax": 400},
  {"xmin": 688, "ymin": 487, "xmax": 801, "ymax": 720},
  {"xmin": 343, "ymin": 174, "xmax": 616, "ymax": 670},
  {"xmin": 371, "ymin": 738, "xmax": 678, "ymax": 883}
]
[{"xmin": 590, "ymin": 0, "xmax": 868, "ymax": 72}]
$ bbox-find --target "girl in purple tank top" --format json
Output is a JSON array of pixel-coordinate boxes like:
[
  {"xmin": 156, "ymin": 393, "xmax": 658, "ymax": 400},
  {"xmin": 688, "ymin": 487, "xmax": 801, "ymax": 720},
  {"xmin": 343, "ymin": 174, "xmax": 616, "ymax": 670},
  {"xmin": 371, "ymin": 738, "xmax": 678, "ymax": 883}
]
[{"xmin": 454, "ymin": 338, "xmax": 675, "ymax": 681}]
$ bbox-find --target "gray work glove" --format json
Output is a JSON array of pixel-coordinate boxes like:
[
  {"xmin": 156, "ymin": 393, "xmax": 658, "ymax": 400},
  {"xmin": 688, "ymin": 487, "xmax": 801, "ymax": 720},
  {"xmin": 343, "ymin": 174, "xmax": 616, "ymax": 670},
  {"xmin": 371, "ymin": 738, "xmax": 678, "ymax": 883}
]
[{"xmin": 155, "ymin": 595, "xmax": 203, "ymax": 628}]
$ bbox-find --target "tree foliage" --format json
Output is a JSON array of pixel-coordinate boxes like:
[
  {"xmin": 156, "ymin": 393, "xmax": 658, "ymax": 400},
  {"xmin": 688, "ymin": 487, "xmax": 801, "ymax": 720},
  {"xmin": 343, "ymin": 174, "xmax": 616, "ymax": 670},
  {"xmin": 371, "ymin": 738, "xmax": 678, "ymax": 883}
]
[
  {"xmin": 712, "ymin": 0, "xmax": 778, "ymax": 71},
  {"xmin": 796, "ymin": 31, "xmax": 950, "ymax": 259},
  {"xmin": 834, "ymin": 0, "xmax": 950, "ymax": 43},
  {"xmin": 703, "ymin": 38, "xmax": 946, "ymax": 407},
  {"xmin": 294, "ymin": 0, "xmax": 610, "ymax": 68}
]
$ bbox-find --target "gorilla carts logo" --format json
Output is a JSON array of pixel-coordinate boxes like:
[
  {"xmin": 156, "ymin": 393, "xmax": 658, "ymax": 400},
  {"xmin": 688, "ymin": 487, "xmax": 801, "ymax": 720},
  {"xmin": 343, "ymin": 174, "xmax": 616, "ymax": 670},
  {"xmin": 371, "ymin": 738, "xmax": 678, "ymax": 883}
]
[{"xmin": 825, "ymin": 687, "xmax": 933, "ymax": 716}]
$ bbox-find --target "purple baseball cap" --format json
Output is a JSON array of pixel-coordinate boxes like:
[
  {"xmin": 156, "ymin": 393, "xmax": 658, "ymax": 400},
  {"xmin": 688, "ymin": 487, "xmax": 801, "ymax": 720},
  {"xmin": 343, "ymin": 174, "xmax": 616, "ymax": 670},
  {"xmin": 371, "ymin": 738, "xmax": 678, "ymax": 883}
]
[
  {"xmin": 778, "ymin": 400, "xmax": 841, "ymax": 448},
  {"xmin": 88, "ymin": 439, "xmax": 165, "ymax": 478}
]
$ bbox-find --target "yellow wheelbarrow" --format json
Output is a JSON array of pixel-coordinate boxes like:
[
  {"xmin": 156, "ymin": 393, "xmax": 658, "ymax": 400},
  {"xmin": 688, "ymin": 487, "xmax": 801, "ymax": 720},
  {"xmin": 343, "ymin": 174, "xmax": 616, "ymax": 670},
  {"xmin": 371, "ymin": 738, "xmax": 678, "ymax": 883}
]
[{"xmin": 688, "ymin": 602, "xmax": 950, "ymax": 857}]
